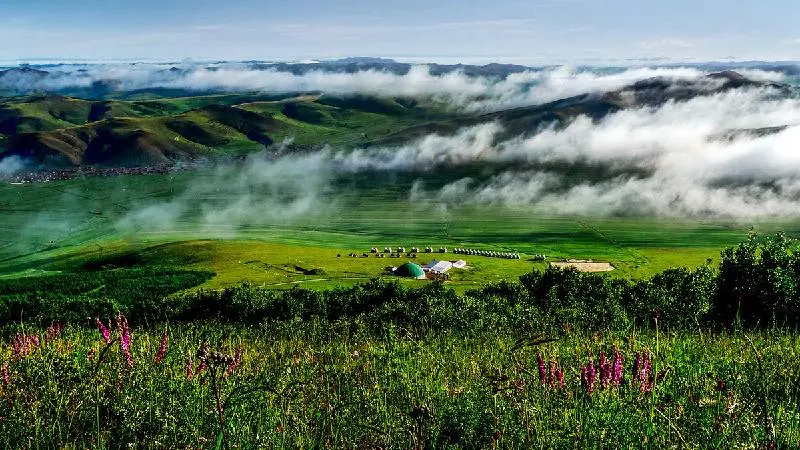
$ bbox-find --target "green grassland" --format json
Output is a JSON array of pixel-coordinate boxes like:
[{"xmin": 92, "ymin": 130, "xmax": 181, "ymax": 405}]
[{"xmin": 1, "ymin": 168, "xmax": 796, "ymax": 293}]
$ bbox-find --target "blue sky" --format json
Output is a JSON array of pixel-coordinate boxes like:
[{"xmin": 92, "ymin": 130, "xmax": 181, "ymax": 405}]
[{"xmin": 2, "ymin": 0, "xmax": 799, "ymax": 63}]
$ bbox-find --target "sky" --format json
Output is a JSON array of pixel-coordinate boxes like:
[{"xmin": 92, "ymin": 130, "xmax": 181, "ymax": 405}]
[{"xmin": 2, "ymin": 0, "xmax": 800, "ymax": 64}]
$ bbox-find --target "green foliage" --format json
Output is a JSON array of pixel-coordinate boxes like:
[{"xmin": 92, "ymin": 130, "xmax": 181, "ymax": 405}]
[
  {"xmin": 715, "ymin": 232, "xmax": 800, "ymax": 327},
  {"xmin": 0, "ymin": 267, "xmax": 213, "ymax": 324}
]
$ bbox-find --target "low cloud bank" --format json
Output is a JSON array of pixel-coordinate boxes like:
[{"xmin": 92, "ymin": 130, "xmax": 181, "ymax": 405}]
[{"xmin": 0, "ymin": 62, "xmax": 791, "ymax": 110}]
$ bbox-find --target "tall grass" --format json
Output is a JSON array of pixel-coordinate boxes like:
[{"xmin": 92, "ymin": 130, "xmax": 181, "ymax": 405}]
[{"xmin": 1, "ymin": 320, "xmax": 798, "ymax": 448}]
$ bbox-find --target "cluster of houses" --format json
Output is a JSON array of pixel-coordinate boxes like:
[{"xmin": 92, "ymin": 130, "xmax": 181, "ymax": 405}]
[{"xmin": 453, "ymin": 248, "xmax": 521, "ymax": 259}]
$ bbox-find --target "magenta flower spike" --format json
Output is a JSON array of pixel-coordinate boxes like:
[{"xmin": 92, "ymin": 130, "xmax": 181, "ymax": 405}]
[
  {"xmin": 154, "ymin": 329, "xmax": 168, "ymax": 364},
  {"xmin": 96, "ymin": 318, "xmax": 111, "ymax": 344},
  {"xmin": 632, "ymin": 352, "xmax": 641, "ymax": 389},
  {"xmin": 587, "ymin": 358, "xmax": 596, "ymax": 394},
  {"xmin": 599, "ymin": 352, "xmax": 611, "ymax": 388},
  {"xmin": 195, "ymin": 358, "xmax": 207, "ymax": 377},
  {"xmin": 612, "ymin": 350, "xmax": 623, "ymax": 387},
  {"xmin": 12, "ymin": 334, "xmax": 22, "ymax": 358},
  {"xmin": 554, "ymin": 366, "xmax": 565, "ymax": 389},
  {"xmin": 225, "ymin": 344, "xmax": 244, "ymax": 377},
  {"xmin": 45, "ymin": 322, "xmax": 62, "ymax": 345},
  {"xmin": 186, "ymin": 355, "xmax": 193, "ymax": 381},
  {"xmin": 536, "ymin": 353, "xmax": 547, "ymax": 385},
  {"xmin": 1, "ymin": 362, "xmax": 9, "ymax": 386},
  {"xmin": 116, "ymin": 312, "xmax": 134, "ymax": 367}
]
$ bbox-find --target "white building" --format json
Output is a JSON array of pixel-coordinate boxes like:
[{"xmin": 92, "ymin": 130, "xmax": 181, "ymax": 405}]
[{"xmin": 423, "ymin": 260, "xmax": 454, "ymax": 274}]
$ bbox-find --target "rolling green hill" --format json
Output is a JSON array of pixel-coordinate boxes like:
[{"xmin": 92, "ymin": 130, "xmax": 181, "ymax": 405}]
[{"xmin": 0, "ymin": 70, "xmax": 792, "ymax": 170}]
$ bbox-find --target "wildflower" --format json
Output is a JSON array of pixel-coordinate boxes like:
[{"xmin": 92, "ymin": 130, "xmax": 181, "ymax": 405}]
[
  {"xmin": 12, "ymin": 333, "xmax": 39, "ymax": 359},
  {"xmin": 116, "ymin": 312, "xmax": 133, "ymax": 367},
  {"xmin": 632, "ymin": 352, "xmax": 641, "ymax": 389},
  {"xmin": 225, "ymin": 344, "xmax": 244, "ymax": 377},
  {"xmin": 640, "ymin": 352, "xmax": 650, "ymax": 390},
  {"xmin": 154, "ymin": 329, "xmax": 168, "ymax": 364},
  {"xmin": 612, "ymin": 350, "xmax": 623, "ymax": 387},
  {"xmin": 11, "ymin": 334, "xmax": 23, "ymax": 358},
  {"xmin": 599, "ymin": 352, "xmax": 611, "ymax": 388},
  {"xmin": 1, "ymin": 363, "xmax": 9, "ymax": 386},
  {"xmin": 195, "ymin": 358, "xmax": 207, "ymax": 377},
  {"xmin": 45, "ymin": 322, "xmax": 62, "ymax": 345},
  {"xmin": 552, "ymin": 364, "xmax": 565, "ymax": 389},
  {"xmin": 96, "ymin": 318, "xmax": 111, "ymax": 344},
  {"xmin": 581, "ymin": 357, "xmax": 596, "ymax": 395},
  {"xmin": 536, "ymin": 353, "xmax": 547, "ymax": 385},
  {"xmin": 186, "ymin": 355, "xmax": 193, "ymax": 381},
  {"xmin": 547, "ymin": 360, "xmax": 557, "ymax": 389}
]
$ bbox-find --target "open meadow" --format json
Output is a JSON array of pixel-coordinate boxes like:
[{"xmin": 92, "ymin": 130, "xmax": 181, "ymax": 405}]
[{"xmin": 2, "ymin": 169, "xmax": 795, "ymax": 292}]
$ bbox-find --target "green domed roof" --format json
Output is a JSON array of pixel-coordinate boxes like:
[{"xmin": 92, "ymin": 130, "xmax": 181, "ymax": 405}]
[{"xmin": 394, "ymin": 262, "xmax": 426, "ymax": 279}]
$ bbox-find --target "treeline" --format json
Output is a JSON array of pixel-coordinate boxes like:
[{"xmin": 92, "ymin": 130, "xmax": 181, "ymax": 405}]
[{"xmin": 2, "ymin": 233, "xmax": 800, "ymax": 331}]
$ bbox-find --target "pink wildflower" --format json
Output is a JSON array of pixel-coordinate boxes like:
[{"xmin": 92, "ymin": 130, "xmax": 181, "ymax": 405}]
[
  {"xmin": 225, "ymin": 344, "xmax": 244, "ymax": 377},
  {"xmin": 154, "ymin": 329, "xmax": 168, "ymax": 364},
  {"xmin": 1, "ymin": 363, "xmax": 9, "ymax": 386},
  {"xmin": 12, "ymin": 333, "xmax": 39, "ymax": 359},
  {"xmin": 599, "ymin": 352, "xmax": 611, "ymax": 388},
  {"xmin": 639, "ymin": 352, "xmax": 652, "ymax": 393},
  {"xmin": 536, "ymin": 353, "xmax": 547, "ymax": 385},
  {"xmin": 116, "ymin": 312, "xmax": 133, "ymax": 367},
  {"xmin": 548, "ymin": 360, "xmax": 564, "ymax": 390},
  {"xmin": 547, "ymin": 360, "xmax": 557, "ymax": 389},
  {"xmin": 186, "ymin": 355, "xmax": 193, "ymax": 381},
  {"xmin": 195, "ymin": 358, "xmax": 207, "ymax": 377},
  {"xmin": 632, "ymin": 352, "xmax": 641, "ymax": 389},
  {"xmin": 11, "ymin": 334, "xmax": 22, "ymax": 358},
  {"xmin": 45, "ymin": 322, "xmax": 62, "ymax": 345},
  {"xmin": 612, "ymin": 350, "xmax": 623, "ymax": 387},
  {"xmin": 581, "ymin": 357, "xmax": 597, "ymax": 395},
  {"xmin": 553, "ymin": 366, "xmax": 565, "ymax": 389},
  {"xmin": 96, "ymin": 318, "xmax": 111, "ymax": 344}
]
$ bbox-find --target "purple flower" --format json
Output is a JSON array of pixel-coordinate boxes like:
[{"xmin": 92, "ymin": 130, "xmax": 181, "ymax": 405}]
[
  {"xmin": 553, "ymin": 364, "xmax": 565, "ymax": 389},
  {"xmin": 612, "ymin": 350, "xmax": 623, "ymax": 387},
  {"xmin": 116, "ymin": 312, "xmax": 133, "ymax": 367},
  {"xmin": 195, "ymin": 358, "xmax": 207, "ymax": 377},
  {"xmin": 96, "ymin": 318, "xmax": 111, "ymax": 345},
  {"xmin": 536, "ymin": 353, "xmax": 547, "ymax": 385},
  {"xmin": 225, "ymin": 344, "xmax": 244, "ymax": 377},
  {"xmin": 186, "ymin": 355, "xmax": 193, "ymax": 381},
  {"xmin": 45, "ymin": 322, "xmax": 62, "ymax": 345},
  {"xmin": 581, "ymin": 357, "xmax": 597, "ymax": 395},
  {"xmin": 12, "ymin": 334, "xmax": 22, "ymax": 358},
  {"xmin": 599, "ymin": 352, "xmax": 611, "ymax": 388},
  {"xmin": 154, "ymin": 329, "xmax": 168, "ymax": 364},
  {"xmin": 632, "ymin": 352, "xmax": 641, "ymax": 389},
  {"xmin": 1, "ymin": 362, "xmax": 9, "ymax": 386},
  {"xmin": 639, "ymin": 352, "xmax": 652, "ymax": 393}
]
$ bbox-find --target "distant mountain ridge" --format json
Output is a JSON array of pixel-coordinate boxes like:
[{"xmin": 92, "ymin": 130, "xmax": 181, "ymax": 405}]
[{"xmin": 0, "ymin": 71, "xmax": 796, "ymax": 172}]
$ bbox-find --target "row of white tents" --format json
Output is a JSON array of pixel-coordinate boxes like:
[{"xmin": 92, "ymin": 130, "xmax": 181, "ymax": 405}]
[
  {"xmin": 453, "ymin": 248, "xmax": 520, "ymax": 259},
  {"xmin": 371, "ymin": 246, "xmax": 448, "ymax": 254}
]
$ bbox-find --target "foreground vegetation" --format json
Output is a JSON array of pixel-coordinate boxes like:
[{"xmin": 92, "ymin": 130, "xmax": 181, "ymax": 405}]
[
  {"xmin": 0, "ymin": 233, "xmax": 800, "ymax": 447},
  {"xmin": 2, "ymin": 322, "xmax": 797, "ymax": 449}
]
